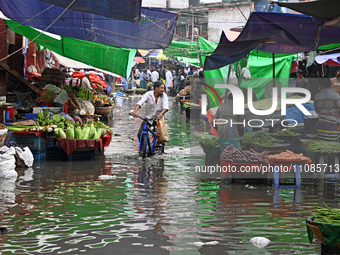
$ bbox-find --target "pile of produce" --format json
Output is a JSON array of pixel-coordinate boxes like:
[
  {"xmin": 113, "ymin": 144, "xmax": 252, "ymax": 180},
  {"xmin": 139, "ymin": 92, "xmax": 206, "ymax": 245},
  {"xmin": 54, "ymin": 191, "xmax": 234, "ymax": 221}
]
[
  {"xmin": 55, "ymin": 123, "xmax": 105, "ymax": 140},
  {"xmin": 147, "ymin": 82, "xmax": 153, "ymax": 87},
  {"xmin": 76, "ymin": 87, "xmax": 94, "ymax": 100},
  {"xmin": 305, "ymin": 140, "xmax": 340, "ymax": 154},
  {"xmin": 274, "ymin": 130, "xmax": 299, "ymax": 136},
  {"xmin": 183, "ymin": 102, "xmax": 191, "ymax": 108},
  {"xmin": 136, "ymin": 88, "xmax": 147, "ymax": 92},
  {"xmin": 268, "ymin": 150, "xmax": 309, "ymax": 161},
  {"xmin": 222, "ymin": 145, "xmax": 267, "ymax": 163},
  {"xmin": 7, "ymin": 110, "xmax": 111, "ymax": 138},
  {"xmin": 194, "ymin": 132, "xmax": 220, "ymax": 148},
  {"xmin": 7, "ymin": 109, "xmax": 62, "ymax": 133},
  {"xmin": 314, "ymin": 203, "xmax": 340, "ymax": 224},
  {"xmin": 241, "ymin": 130, "xmax": 280, "ymax": 146},
  {"xmin": 94, "ymin": 95, "xmax": 113, "ymax": 105}
]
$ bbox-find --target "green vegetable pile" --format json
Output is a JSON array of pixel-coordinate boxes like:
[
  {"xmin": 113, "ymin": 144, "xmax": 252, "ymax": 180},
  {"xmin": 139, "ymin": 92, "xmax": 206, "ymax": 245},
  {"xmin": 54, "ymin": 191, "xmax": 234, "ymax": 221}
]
[
  {"xmin": 35, "ymin": 109, "xmax": 57, "ymax": 127},
  {"xmin": 194, "ymin": 132, "xmax": 220, "ymax": 148},
  {"xmin": 275, "ymin": 130, "xmax": 299, "ymax": 136},
  {"xmin": 183, "ymin": 102, "xmax": 191, "ymax": 108},
  {"xmin": 76, "ymin": 87, "xmax": 94, "ymax": 100},
  {"xmin": 241, "ymin": 130, "xmax": 280, "ymax": 145},
  {"xmin": 34, "ymin": 109, "xmax": 73, "ymax": 130},
  {"xmin": 306, "ymin": 140, "xmax": 340, "ymax": 154},
  {"xmin": 314, "ymin": 203, "xmax": 340, "ymax": 224},
  {"xmin": 136, "ymin": 88, "xmax": 147, "ymax": 91},
  {"xmin": 56, "ymin": 123, "xmax": 107, "ymax": 140}
]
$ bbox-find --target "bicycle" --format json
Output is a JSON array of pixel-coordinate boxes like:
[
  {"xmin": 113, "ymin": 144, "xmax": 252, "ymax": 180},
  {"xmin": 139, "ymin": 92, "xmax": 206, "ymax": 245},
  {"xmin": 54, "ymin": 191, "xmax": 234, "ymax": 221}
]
[{"xmin": 129, "ymin": 113, "xmax": 164, "ymax": 159}]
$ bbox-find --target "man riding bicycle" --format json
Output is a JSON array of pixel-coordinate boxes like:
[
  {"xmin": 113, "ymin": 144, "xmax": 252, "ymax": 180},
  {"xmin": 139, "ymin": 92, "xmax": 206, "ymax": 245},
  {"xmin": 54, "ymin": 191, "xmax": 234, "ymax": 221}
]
[{"xmin": 130, "ymin": 80, "xmax": 169, "ymax": 148}]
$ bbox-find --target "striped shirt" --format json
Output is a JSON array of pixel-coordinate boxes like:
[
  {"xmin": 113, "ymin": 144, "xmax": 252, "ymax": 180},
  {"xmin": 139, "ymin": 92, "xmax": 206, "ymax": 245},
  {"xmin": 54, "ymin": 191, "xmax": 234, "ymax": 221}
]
[{"xmin": 313, "ymin": 88, "xmax": 340, "ymax": 123}]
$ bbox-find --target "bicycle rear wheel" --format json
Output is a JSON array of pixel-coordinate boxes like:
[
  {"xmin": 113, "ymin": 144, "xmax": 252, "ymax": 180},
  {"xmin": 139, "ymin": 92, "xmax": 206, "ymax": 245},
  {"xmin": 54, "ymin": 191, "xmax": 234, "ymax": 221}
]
[{"xmin": 141, "ymin": 133, "xmax": 147, "ymax": 158}]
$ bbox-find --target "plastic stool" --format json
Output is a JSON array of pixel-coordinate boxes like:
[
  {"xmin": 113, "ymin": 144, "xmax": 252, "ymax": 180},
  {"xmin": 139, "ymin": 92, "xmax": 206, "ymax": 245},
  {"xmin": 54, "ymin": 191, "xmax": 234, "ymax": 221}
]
[
  {"xmin": 273, "ymin": 164, "xmax": 301, "ymax": 188},
  {"xmin": 317, "ymin": 153, "xmax": 339, "ymax": 165},
  {"xmin": 316, "ymin": 154, "xmax": 340, "ymax": 178}
]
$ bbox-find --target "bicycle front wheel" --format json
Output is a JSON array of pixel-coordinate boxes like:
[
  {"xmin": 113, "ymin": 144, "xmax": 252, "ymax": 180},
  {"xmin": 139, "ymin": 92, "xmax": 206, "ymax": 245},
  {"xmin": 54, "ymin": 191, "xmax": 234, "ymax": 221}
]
[{"xmin": 141, "ymin": 133, "xmax": 148, "ymax": 159}]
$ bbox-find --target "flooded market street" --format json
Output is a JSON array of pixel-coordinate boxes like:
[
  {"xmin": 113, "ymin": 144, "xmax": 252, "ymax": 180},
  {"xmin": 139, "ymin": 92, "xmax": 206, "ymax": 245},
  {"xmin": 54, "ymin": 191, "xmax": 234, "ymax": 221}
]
[{"xmin": 0, "ymin": 95, "xmax": 336, "ymax": 255}]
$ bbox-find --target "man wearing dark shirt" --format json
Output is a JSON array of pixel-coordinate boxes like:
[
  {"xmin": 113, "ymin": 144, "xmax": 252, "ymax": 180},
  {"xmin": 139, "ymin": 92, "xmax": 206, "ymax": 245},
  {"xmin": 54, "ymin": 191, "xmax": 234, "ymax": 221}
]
[
  {"xmin": 295, "ymin": 69, "xmax": 309, "ymax": 97},
  {"xmin": 314, "ymin": 79, "xmax": 340, "ymax": 141}
]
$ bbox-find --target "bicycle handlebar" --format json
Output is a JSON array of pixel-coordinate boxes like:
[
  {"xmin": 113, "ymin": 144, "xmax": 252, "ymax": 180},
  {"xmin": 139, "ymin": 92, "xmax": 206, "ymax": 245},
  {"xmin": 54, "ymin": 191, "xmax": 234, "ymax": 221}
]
[{"xmin": 129, "ymin": 113, "xmax": 157, "ymax": 122}]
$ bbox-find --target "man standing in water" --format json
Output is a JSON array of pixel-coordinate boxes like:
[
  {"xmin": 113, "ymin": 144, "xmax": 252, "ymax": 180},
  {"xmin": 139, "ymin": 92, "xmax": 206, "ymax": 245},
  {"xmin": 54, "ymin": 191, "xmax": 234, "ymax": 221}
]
[
  {"xmin": 130, "ymin": 80, "xmax": 168, "ymax": 144},
  {"xmin": 331, "ymin": 70, "xmax": 340, "ymax": 96}
]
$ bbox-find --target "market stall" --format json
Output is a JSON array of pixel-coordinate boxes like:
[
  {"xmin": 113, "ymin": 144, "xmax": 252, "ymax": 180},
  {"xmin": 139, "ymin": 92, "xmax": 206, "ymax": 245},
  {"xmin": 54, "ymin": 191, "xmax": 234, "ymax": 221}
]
[
  {"xmin": 307, "ymin": 204, "xmax": 340, "ymax": 253},
  {"xmin": 6, "ymin": 110, "xmax": 112, "ymax": 161}
]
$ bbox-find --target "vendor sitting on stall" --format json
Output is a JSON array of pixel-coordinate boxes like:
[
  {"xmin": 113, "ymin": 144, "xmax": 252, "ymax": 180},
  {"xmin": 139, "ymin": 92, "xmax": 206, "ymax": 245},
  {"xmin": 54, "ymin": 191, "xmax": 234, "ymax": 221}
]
[
  {"xmin": 53, "ymin": 87, "xmax": 81, "ymax": 113},
  {"xmin": 177, "ymin": 85, "xmax": 191, "ymax": 97},
  {"xmin": 314, "ymin": 79, "xmax": 340, "ymax": 141},
  {"xmin": 82, "ymin": 72, "xmax": 97, "ymax": 94}
]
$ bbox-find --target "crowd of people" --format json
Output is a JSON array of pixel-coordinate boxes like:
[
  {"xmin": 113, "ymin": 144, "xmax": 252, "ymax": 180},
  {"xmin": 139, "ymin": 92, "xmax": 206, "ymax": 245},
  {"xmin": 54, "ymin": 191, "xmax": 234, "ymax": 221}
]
[{"xmin": 131, "ymin": 65, "xmax": 203, "ymax": 99}]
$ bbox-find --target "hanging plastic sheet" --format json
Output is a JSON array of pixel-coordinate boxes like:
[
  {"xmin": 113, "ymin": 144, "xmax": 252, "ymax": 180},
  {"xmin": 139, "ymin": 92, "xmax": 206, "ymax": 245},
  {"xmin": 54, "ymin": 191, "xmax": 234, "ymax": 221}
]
[
  {"xmin": 0, "ymin": 0, "xmax": 178, "ymax": 49},
  {"xmin": 39, "ymin": 0, "xmax": 142, "ymax": 22},
  {"xmin": 205, "ymin": 12, "xmax": 340, "ymax": 70}
]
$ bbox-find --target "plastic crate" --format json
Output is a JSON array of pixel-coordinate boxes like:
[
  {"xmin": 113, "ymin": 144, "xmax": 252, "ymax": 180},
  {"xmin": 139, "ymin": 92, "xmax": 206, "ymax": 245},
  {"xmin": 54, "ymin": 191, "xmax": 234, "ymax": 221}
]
[
  {"xmin": 25, "ymin": 113, "xmax": 38, "ymax": 121},
  {"xmin": 4, "ymin": 131, "xmax": 13, "ymax": 143},
  {"xmin": 12, "ymin": 133, "xmax": 46, "ymax": 150},
  {"xmin": 46, "ymin": 134, "xmax": 59, "ymax": 149},
  {"xmin": 186, "ymin": 107, "xmax": 201, "ymax": 119},
  {"xmin": 46, "ymin": 147, "xmax": 61, "ymax": 160},
  {"xmin": 32, "ymin": 149, "xmax": 47, "ymax": 162},
  {"xmin": 94, "ymin": 147, "xmax": 104, "ymax": 157},
  {"xmin": 60, "ymin": 149, "xmax": 95, "ymax": 161},
  {"xmin": 304, "ymin": 117, "xmax": 319, "ymax": 135}
]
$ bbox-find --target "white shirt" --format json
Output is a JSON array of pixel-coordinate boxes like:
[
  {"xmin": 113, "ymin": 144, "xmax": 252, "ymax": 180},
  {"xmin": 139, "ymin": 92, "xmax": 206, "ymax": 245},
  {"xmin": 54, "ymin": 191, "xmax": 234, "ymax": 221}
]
[
  {"xmin": 81, "ymin": 76, "xmax": 94, "ymax": 92},
  {"xmin": 137, "ymin": 91, "xmax": 169, "ymax": 121},
  {"xmin": 151, "ymin": 71, "xmax": 159, "ymax": 82},
  {"xmin": 166, "ymin": 70, "xmax": 173, "ymax": 89}
]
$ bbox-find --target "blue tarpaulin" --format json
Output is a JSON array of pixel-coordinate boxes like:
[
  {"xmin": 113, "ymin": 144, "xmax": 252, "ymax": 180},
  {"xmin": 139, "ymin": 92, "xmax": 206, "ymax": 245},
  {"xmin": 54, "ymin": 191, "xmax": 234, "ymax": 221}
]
[
  {"xmin": 0, "ymin": 0, "xmax": 178, "ymax": 49},
  {"xmin": 39, "ymin": 0, "xmax": 142, "ymax": 22},
  {"xmin": 286, "ymin": 104, "xmax": 315, "ymax": 124},
  {"xmin": 205, "ymin": 12, "xmax": 340, "ymax": 70}
]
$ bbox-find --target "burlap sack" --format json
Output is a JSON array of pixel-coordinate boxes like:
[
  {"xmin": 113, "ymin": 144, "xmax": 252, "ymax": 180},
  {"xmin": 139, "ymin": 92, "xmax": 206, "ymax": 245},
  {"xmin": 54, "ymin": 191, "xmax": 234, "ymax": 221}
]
[{"xmin": 157, "ymin": 117, "xmax": 169, "ymax": 143}]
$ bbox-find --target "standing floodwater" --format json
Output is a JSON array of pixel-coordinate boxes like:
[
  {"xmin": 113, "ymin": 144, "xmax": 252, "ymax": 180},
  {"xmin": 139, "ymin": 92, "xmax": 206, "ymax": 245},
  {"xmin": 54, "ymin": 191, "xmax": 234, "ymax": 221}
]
[{"xmin": 0, "ymin": 95, "xmax": 332, "ymax": 254}]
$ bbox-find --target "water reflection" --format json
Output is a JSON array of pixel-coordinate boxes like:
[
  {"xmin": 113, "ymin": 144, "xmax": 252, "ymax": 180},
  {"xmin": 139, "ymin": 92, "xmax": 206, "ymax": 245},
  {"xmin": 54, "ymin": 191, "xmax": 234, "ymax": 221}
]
[{"xmin": 0, "ymin": 96, "xmax": 331, "ymax": 254}]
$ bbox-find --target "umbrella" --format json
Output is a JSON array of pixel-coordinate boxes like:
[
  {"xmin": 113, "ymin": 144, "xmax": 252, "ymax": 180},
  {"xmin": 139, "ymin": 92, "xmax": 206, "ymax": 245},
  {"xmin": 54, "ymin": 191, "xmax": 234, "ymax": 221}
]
[
  {"xmin": 134, "ymin": 57, "xmax": 145, "ymax": 63},
  {"xmin": 138, "ymin": 50, "xmax": 150, "ymax": 57},
  {"xmin": 149, "ymin": 49, "xmax": 168, "ymax": 60},
  {"xmin": 156, "ymin": 50, "xmax": 168, "ymax": 60}
]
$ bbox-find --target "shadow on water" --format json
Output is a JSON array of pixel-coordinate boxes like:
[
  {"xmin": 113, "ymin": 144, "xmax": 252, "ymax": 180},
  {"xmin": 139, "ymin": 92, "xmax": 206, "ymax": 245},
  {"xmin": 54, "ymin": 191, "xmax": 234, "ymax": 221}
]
[{"xmin": 0, "ymin": 95, "xmax": 333, "ymax": 254}]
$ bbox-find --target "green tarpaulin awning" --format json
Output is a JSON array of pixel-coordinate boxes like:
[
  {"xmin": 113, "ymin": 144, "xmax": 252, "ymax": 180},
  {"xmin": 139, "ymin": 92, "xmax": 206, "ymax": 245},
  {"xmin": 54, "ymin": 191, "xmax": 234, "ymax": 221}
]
[{"xmin": 5, "ymin": 20, "xmax": 136, "ymax": 78}]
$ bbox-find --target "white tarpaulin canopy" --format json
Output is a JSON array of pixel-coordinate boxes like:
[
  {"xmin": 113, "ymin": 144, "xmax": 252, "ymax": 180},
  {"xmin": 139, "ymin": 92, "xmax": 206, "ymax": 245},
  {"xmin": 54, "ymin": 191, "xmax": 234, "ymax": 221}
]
[{"xmin": 53, "ymin": 52, "xmax": 121, "ymax": 77}]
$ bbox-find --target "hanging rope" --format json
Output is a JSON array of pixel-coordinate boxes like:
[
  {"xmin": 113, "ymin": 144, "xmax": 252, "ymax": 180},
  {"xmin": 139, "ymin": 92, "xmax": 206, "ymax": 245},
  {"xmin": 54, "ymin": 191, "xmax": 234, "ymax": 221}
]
[{"xmin": 0, "ymin": 0, "xmax": 77, "ymax": 62}]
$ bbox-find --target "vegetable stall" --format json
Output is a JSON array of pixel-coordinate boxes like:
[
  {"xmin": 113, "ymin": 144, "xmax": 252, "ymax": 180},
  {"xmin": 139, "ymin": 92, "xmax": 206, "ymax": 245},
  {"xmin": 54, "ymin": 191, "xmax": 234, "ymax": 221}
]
[
  {"xmin": 6, "ymin": 109, "xmax": 112, "ymax": 161},
  {"xmin": 195, "ymin": 130, "xmax": 313, "ymax": 186},
  {"xmin": 307, "ymin": 203, "xmax": 340, "ymax": 252}
]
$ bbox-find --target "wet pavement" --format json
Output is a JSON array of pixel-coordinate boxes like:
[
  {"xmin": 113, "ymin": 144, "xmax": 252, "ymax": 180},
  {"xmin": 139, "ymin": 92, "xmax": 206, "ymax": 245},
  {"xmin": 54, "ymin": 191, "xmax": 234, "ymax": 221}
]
[{"xmin": 0, "ymin": 94, "xmax": 336, "ymax": 254}]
